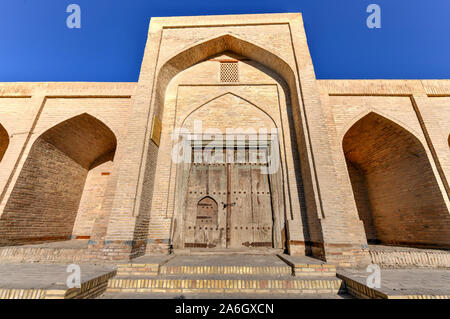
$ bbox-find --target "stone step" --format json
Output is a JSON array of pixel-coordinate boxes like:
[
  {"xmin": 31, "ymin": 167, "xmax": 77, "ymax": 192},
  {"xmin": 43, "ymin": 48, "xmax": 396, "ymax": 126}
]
[
  {"xmin": 173, "ymin": 248, "xmax": 283, "ymax": 255},
  {"xmin": 116, "ymin": 263, "xmax": 160, "ymax": 277},
  {"xmin": 277, "ymin": 254, "xmax": 337, "ymax": 277},
  {"xmin": 160, "ymin": 265, "xmax": 292, "ymax": 276},
  {"xmin": 116, "ymin": 264, "xmax": 292, "ymax": 277},
  {"xmin": 116, "ymin": 254, "xmax": 337, "ymax": 278},
  {"xmin": 106, "ymin": 276, "xmax": 346, "ymax": 295},
  {"xmin": 115, "ymin": 255, "xmax": 171, "ymax": 277}
]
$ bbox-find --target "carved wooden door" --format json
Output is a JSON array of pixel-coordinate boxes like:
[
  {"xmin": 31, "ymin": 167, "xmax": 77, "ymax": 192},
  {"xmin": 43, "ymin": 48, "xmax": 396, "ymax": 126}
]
[{"xmin": 183, "ymin": 152, "xmax": 273, "ymax": 249}]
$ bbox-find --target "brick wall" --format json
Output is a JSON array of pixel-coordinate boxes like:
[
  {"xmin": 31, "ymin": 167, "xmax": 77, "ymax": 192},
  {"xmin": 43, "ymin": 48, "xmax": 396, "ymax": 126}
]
[
  {"xmin": 73, "ymin": 161, "xmax": 113, "ymax": 238},
  {"xmin": 0, "ymin": 138, "xmax": 87, "ymax": 244},
  {"xmin": 346, "ymin": 159, "xmax": 377, "ymax": 241},
  {"xmin": 369, "ymin": 245, "xmax": 450, "ymax": 268}
]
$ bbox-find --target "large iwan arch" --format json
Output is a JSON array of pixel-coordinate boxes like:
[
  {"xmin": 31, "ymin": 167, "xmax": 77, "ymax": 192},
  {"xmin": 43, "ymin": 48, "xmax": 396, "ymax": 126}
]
[
  {"xmin": 134, "ymin": 33, "xmax": 327, "ymax": 256},
  {"xmin": 343, "ymin": 112, "xmax": 450, "ymax": 248},
  {"xmin": 152, "ymin": 33, "xmax": 301, "ymax": 120},
  {"xmin": 0, "ymin": 113, "xmax": 117, "ymax": 246}
]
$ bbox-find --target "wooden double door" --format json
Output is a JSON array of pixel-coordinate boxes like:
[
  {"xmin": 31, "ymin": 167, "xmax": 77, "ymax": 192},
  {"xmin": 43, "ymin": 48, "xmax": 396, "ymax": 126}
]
[{"xmin": 183, "ymin": 160, "xmax": 274, "ymax": 249}]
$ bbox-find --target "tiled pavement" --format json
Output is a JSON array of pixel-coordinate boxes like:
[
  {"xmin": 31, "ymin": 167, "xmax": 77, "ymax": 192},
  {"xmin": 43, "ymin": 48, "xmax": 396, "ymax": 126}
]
[
  {"xmin": 337, "ymin": 268, "xmax": 450, "ymax": 298},
  {"xmin": 0, "ymin": 263, "xmax": 114, "ymax": 289}
]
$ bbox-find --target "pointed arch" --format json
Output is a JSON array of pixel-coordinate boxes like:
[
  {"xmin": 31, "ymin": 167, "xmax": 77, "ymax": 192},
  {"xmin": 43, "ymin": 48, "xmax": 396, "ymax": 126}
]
[
  {"xmin": 343, "ymin": 112, "xmax": 450, "ymax": 248},
  {"xmin": 0, "ymin": 124, "xmax": 9, "ymax": 162},
  {"xmin": 340, "ymin": 109, "xmax": 422, "ymax": 145},
  {"xmin": 147, "ymin": 32, "xmax": 318, "ymax": 256},
  {"xmin": 0, "ymin": 113, "xmax": 117, "ymax": 246},
  {"xmin": 37, "ymin": 113, "xmax": 117, "ymax": 169},
  {"xmin": 197, "ymin": 195, "xmax": 218, "ymax": 217},
  {"xmin": 154, "ymin": 33, "xmax": 299, "ymax": 119},
  {"xmin": 180, "ymin": 92, "xmax": 278, "ymax": 130}
]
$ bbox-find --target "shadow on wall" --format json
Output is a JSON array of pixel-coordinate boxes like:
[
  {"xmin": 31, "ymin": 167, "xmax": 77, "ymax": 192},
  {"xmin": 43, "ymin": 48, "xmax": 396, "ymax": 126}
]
[
  {"xmin": 0, "ymin": 124, "xmax": 9, "ymax": 162},
  {"xmin": 0, "ymin": 113, "xmax": 116, "ymax": 246},
  {"xmin": 343, "ymin": 112, "xmax": 450, "ymax": 249}
]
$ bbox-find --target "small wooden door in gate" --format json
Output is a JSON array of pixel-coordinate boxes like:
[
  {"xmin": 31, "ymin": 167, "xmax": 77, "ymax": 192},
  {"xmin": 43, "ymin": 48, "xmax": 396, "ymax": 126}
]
[{"xmin": 184, "ymin": 163, "xmax": 227, "ymax": 248}]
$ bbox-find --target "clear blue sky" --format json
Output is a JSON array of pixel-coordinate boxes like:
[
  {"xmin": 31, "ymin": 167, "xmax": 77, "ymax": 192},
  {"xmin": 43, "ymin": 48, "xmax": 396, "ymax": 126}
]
[{"xmin": 0, "ymin": 0, "xmax": 449, "ymax": 81}]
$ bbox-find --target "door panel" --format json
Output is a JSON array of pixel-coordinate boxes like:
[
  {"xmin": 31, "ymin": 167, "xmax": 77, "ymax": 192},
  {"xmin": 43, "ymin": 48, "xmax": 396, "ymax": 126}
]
[
  {"xmin": 183, "ymin": 149, "xmax": 275, "ymax": 249},
  {"xmin": 205, "ymin": 165, "xmax": 227, "ymax": 247},
  {"xmin": 251, "ymin": 164, "xmax": 273, "ymax": 246},
  {"xmin": 229, "ymin": 164, "xmax": 254, "ymax": 248},
  {"xmin": 184, "ymin": 163, "xmax": 227, "ymax": 248}
]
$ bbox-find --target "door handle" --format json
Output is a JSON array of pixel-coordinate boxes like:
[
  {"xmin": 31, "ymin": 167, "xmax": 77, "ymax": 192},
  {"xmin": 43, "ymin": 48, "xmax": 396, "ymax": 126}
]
[{"xmin": 222, "ymin": 202, "xmax": 236, "ymax": 209}]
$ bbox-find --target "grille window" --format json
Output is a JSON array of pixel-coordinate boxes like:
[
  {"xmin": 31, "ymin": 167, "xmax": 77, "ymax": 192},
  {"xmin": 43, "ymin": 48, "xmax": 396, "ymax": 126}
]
[{"xmin": 220, "ymin": 62, "xmax": 239, "ymax": 82}]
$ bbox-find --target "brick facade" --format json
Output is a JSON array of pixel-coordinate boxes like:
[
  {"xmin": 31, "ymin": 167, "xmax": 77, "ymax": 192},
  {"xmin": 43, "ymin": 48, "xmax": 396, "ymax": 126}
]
[{"xmin": 0, "ymin": 14, "xmax": 448, "ymax": 266}]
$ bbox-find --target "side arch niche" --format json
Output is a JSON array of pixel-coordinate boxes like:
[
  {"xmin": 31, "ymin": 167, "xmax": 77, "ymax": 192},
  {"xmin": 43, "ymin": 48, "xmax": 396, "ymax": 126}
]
[
  {"xmin": 0, "ymin": 113, "xmax": 117, "ymax": 246},
  {"xmin": 343, "ymin": 112, "xmax": 450, "ymax": 248}
]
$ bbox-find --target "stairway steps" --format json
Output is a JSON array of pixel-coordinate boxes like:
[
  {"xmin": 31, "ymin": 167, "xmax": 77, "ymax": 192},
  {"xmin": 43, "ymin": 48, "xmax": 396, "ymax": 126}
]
[
  {"xmin": 107, "ymin": 255, "xmax": 345, "ymax": 296},
  {"xmin": 277, "ymin": 254, "xmax": 337, "ymax": 277},
  {"xmin": 160, "ymin": 265, "xmax": 292, "ymax": 276},
  {"xmin": 116, "ymin": 261, "xmax": 335, "ymax": 277},
  {"xmin": 116, "ymin": 264, "xmax": 159, "ymax": 277},
  {"xmin": 106, "ymin": 276, "xmax": 345, "ymax": 294}
]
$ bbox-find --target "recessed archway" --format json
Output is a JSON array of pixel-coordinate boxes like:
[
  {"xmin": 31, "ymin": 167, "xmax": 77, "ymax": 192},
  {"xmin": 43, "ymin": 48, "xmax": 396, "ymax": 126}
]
[
  {"xmin": 173, "ymin": 91, "xmax": 283, "ymax": 249},
  {"xmin": 343, "ymin": 112, "xmax": 450, "ymax": 248},
  {"xmin": 140, "ymin": 33, "xmax": 320, "ymax": 256},
  {"xmin": 0, "ymin": 124, "xmax": 9, "ymax": 162},
  {"xmin": 0, "ymin": 113, "xmax": 117, "ymax": 246}
]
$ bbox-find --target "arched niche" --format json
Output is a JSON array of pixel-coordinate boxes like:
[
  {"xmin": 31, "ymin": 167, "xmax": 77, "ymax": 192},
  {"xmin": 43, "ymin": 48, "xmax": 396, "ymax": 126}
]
[
  {"xmin": 343, "ymin": 112, "xmax": 450, "ymax": 248},
  {"xmin": 0, "ymin": 113, "xmax": 117, "ymax": 245}
]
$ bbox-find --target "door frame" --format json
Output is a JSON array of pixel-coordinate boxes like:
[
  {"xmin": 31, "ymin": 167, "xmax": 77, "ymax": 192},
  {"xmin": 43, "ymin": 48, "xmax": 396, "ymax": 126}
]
[{"xmin": 171, "ymin": 133, "xmax": 286, "ymax": 250}]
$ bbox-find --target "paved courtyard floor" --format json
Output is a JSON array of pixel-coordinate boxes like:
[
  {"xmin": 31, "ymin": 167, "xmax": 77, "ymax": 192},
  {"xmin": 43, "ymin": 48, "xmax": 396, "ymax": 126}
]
[
  {"xmin": 338, "ymin": 268, "xmax": 450, "ymax": 296},
  {"xmin": 0, "ymin": 263, "xmax": 114, "ymax": 289}
]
